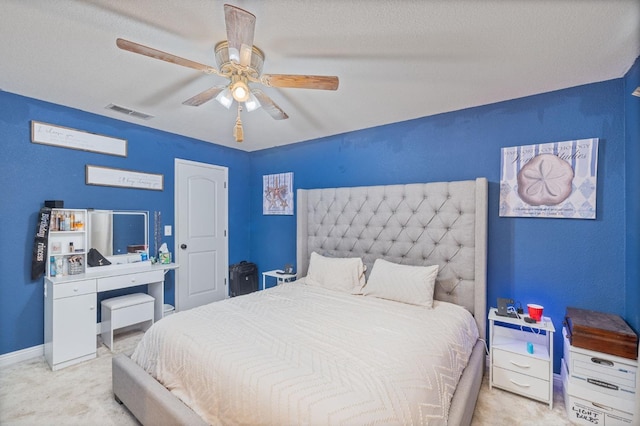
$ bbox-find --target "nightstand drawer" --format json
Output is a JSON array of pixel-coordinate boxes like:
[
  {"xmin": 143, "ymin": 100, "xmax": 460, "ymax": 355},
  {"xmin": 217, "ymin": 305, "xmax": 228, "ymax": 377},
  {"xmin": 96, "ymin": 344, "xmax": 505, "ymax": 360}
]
[
  {"xmin": 493, "ymin": 348, "xmax": 549, "ymax": 379},
  {"xmin": 493, "ymin": 366, "xmax": 549, "ymax": 401}
]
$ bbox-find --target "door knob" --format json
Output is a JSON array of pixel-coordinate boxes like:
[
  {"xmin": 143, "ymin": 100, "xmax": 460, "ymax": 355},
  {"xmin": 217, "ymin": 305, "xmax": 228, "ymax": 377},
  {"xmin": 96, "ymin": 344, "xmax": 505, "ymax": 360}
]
[{"xmin": 180, "ymin": 244, "xmax": 187, "ymax": 249}]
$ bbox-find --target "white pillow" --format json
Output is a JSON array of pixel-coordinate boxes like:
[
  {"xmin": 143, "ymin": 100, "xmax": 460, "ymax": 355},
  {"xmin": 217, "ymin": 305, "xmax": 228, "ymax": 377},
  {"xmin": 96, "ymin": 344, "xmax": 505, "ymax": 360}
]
[
  {"xmin": 362, "ymin": 259, "xmax": 439, "ymax": 307},
  {"xmin": 305, "ymin": 252, "xmax": 366, "ymax": 294}
]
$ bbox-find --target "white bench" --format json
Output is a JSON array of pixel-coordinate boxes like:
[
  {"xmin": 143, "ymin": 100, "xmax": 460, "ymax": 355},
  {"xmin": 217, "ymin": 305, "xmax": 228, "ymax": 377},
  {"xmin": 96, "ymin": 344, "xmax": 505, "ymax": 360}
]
[{"xmin": 101, "ymin": 293, "xmax": 154, "ymax": 351}]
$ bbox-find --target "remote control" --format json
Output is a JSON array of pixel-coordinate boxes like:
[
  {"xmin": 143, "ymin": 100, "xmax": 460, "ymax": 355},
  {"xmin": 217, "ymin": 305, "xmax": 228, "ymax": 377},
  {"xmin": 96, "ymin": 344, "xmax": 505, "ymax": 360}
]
[{"xmin": 524, "ymin": 317, "xmax": 536, "ymax": 323}]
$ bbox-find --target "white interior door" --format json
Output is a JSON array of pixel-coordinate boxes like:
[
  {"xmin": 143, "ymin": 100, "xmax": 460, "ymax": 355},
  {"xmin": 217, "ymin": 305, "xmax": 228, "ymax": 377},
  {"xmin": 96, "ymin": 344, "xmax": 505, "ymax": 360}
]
[{"xmin": 175, "ymin": 159, "xmax": 228, "ymax": 312}]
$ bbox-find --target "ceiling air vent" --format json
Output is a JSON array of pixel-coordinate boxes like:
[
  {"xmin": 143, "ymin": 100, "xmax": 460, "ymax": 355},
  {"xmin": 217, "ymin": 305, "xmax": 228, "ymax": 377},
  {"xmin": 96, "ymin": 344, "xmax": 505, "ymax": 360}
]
[{"xmin": 105, "ymin": 104, "xmax": 153, "ymax": 120}]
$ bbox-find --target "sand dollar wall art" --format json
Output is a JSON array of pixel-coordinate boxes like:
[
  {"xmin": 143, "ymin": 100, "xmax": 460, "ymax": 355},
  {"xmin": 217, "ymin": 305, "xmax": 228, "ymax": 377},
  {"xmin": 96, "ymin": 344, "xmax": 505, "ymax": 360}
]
[{"xmin": 500, "ymin": 139, "xmax": 598, "ymax": 219}]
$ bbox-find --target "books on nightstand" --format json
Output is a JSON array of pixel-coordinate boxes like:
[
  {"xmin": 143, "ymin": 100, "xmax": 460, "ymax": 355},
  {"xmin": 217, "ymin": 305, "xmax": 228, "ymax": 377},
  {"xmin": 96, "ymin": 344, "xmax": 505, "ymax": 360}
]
[{"xmin": 562, "ymin": 326, "xmax": 637, "ymax": 425}]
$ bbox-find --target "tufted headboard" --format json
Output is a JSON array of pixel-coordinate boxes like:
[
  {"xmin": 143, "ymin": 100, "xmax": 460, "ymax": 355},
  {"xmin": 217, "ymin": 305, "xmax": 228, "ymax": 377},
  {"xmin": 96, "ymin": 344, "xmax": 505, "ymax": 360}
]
[{"xmin": 296, "ymin": 178, "xmax": 488, "ymax": 339}]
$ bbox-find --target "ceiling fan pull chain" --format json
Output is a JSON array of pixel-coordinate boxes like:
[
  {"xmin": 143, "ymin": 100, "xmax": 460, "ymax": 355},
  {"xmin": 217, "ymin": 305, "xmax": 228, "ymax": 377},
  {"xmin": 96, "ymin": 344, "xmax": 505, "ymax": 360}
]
[{"xmin": 234, "ymin": 105, "xmax": 244, "ymax": 142}]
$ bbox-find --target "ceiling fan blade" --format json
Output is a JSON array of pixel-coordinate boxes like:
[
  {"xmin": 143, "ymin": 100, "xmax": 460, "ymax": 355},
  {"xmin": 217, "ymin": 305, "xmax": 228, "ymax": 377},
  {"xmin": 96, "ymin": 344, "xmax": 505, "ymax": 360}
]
[
  {"xmin": 182, "ymin": 86, "xmax": 227, "ymax": 106},
  {"xmin": 252, "ymin": 89, "xmax": 289, "ymax": 120},
  {"xmin": 224, "ymin": 4, "xmax": 256, "ymax": 67},
  {"xmin": 260, "ymin": 74, "xmax": 339, "ymax": 91},
  {"xmin": 116, "ymin": 38, "xmax": 218, "ymax": 74}
]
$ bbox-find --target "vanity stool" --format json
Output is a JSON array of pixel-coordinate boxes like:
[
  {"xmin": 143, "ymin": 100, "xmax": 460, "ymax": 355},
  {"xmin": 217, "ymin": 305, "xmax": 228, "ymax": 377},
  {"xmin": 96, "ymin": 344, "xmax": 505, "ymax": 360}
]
[{"xmin": 101, "ymin": 293, "xmax": 154, "ymax": 351}]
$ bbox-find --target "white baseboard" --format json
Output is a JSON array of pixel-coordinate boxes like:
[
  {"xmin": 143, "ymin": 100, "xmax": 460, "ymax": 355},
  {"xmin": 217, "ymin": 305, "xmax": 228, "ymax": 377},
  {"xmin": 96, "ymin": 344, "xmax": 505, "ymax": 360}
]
[{"xmin": 0, "ymin": 344, "xmax": 44, "ymax": 368}]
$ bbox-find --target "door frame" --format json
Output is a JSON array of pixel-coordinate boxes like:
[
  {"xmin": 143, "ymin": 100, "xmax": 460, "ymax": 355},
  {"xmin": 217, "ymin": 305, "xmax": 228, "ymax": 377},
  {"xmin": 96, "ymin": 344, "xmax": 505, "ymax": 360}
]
[{"xmin": 174, "ymin": 158, "xmax": 229, "ymax": 312}]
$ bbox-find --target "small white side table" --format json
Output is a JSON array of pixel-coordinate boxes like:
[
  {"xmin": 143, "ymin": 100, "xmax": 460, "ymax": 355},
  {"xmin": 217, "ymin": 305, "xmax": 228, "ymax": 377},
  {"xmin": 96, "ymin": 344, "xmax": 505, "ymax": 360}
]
[
  {"xmin": 489, "ymin": 308, "xmax": 555, "ymax": 408},
  {"xmin": 262, "ymin": 270, "xmax": 297, "ymax": 290}
]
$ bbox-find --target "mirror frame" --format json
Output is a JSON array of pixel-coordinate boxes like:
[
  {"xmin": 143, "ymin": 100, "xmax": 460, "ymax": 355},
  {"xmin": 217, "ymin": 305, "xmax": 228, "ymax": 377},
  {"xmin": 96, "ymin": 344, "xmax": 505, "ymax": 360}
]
[{"xmin": 87, "ymin": 209, "xmax": 149, "ymax": 266}]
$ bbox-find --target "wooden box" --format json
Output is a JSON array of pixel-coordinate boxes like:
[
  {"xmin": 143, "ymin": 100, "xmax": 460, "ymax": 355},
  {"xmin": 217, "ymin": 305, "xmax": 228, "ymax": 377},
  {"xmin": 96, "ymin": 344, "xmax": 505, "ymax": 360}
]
[{"xmin": 565, "ymin": 307, "xmax": 638, "ymax": 360}]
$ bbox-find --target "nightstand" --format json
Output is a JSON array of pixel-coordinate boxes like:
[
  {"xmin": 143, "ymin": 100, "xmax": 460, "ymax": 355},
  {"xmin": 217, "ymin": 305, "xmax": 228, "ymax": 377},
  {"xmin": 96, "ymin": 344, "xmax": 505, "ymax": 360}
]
[
  {"xmin": 489, "ymin": 308, "xmax": 556, "ymax": 408},
  {"xmin": 261, "ymin": 270, "xmax": 297, "ymax": 290}
]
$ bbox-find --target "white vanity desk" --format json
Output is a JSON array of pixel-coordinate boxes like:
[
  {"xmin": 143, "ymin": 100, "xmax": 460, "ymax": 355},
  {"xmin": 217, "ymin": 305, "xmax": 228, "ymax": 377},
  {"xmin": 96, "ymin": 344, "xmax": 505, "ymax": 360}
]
[{"xmin": 44, "ymin": 262, "xmax": 177, "ymax": 371}]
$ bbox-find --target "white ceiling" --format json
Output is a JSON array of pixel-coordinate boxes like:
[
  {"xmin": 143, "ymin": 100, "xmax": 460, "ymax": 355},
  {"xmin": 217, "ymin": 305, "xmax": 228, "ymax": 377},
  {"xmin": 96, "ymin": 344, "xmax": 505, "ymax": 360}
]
[{"xmin": 1, "ymin": 1, "xmax": 639, "ymax": 152}]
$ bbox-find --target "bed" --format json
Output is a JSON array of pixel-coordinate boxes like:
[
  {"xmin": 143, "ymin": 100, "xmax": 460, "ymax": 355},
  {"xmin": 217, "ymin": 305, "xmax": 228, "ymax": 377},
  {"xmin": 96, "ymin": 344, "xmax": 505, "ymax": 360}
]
[{"xmin": 112, "ymin": 177, "xmax": 488, "ymax": 425}]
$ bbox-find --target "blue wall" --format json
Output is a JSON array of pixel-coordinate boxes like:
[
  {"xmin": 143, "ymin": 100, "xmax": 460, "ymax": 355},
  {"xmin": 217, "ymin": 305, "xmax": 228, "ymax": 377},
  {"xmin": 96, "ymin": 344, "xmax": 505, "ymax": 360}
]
[
  {"xmin": 2, "ymin": 62, "xmax": 638, "ymax": 374},
  {"xmin": 0, "ymin": 91, "xmax": 252, "ymax": 355},
  {"xmin": 624, "ymin": 57, "xmax": 640, "ymax": 335},
  {"xmin": 250, "ymin": 78, "xmax": 631, "ymax": 374}
]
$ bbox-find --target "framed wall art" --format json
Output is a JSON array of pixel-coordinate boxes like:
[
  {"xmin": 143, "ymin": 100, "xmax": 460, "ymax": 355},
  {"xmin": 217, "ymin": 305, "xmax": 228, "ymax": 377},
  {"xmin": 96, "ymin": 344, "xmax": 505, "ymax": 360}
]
[
  {"xmin": 86, "ymin": 165, "xmax": 164, "ymax": 191},
  {"xmin": 31, "ymin": 121, "xmax": 127, "ymax": 157},
  {"xmin": 263, "ymin": 172, "xmax": 293, "ymax": 215},
  {"xmin": 499, "ymin": 138, "xmax": 599, "ymax": 219}
]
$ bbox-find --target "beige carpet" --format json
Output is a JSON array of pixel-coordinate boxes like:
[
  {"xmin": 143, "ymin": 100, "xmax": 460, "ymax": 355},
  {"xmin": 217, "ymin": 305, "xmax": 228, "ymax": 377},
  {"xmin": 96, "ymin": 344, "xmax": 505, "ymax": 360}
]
[{"xmin": 0, "ymin": 331, "xmax": 572, "ymax": 425}]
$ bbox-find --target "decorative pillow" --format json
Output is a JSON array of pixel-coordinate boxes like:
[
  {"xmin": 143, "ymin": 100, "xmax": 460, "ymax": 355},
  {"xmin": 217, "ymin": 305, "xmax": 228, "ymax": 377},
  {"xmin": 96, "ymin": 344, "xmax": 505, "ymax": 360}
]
[
  {"xmin": 362, "ymin": 259, "xmax": 439, "ymax": 307},
  {"xmin": 305, "ymin": 252, "xmax": 366, "ymax": 294}
]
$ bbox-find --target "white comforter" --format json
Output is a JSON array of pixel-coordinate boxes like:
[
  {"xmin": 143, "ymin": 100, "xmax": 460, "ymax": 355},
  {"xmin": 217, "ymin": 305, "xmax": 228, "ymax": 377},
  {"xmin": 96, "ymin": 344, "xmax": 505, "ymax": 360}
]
[{"xmin": 132, "ymin": 282, "xmax": 479, "ymax": 425}]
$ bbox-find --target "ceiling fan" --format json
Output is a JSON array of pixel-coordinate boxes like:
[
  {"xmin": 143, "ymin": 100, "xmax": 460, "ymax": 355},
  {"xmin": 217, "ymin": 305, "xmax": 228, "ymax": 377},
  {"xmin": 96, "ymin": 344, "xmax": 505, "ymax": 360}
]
[{"xmin": 116, "ymin": 4, "xmax": 339, "ymax": 142}]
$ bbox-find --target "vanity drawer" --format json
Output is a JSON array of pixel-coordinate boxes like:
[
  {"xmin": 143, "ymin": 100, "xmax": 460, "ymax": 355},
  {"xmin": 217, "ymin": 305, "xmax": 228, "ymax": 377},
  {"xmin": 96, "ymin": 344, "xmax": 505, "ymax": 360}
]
[
  {"xmin": 53, "ymin": 279, "xmax": 96, "ymax": 299},
  {"xmin": 493, "ymin": 366, "xmax": 550, "ymax": 401},
  {"xmin": 97, "ymin": 270, "xmax": 164, "ymax": 292},
  {"xmin": 493, "ymin": 348, "xmax": 549, "ymax": 379}
]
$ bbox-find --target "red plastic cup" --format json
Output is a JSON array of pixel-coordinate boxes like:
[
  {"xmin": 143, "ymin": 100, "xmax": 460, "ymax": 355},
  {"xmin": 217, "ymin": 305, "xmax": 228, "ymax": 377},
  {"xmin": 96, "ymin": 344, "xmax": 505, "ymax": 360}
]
[{"xmin": 527, "ymin": 304, "xmax": 544, "ymax": 321}]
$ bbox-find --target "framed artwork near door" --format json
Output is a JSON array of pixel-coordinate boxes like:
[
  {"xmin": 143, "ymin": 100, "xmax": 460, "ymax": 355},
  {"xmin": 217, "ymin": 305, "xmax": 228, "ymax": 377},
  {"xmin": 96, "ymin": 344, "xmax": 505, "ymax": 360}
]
[{"xmin": 263, "ymin": 172, "xmax": 293, "ymax": 215}]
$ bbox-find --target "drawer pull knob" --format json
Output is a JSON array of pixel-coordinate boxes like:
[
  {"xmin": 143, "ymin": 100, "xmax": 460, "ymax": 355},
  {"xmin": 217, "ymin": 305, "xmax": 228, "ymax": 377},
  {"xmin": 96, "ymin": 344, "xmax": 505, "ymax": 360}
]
[
  {"xmin": 90, "ymin": 305, "xmax": 95, "ymax": 310},
  {"xmin": 510, "ymin": 360, "xmax": 531, "ymax": 369},
  {"xmin": 591, "ymin": 357, "xmax": 614, "ymax": 367},
  {"xmin": 509, "ymin": 379, "xmax": 530, "ymax": 388},
  {"xmin": 74, "ymin": 288, "xmax": 79, "ymax": 292}
]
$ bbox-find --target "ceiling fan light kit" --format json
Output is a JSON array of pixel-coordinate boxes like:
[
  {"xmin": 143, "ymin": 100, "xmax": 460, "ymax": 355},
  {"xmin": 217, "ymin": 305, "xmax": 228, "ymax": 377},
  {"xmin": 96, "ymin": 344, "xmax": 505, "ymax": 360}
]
[
  {"xmin": 229, "ymin": 75, "xmax": 250, "ymax": 102},
  {"xmin": 244, "ymin": 92, "xmax": 261, "ymax": 112},
  {"xmin": 215, "ymin": 88, "xmax": 234, "ymax": 109},
  {"xmin": 116, "ymin": 3, "xmax": 339, "ymax": 142}
]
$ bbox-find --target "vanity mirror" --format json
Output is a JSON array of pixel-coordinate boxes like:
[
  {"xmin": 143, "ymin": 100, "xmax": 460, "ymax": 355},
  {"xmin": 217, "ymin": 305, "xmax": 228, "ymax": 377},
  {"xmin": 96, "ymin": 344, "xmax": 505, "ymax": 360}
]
[{"xmin": 87, "ymin": 210, "xmax": 148, "ymax": 266}]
